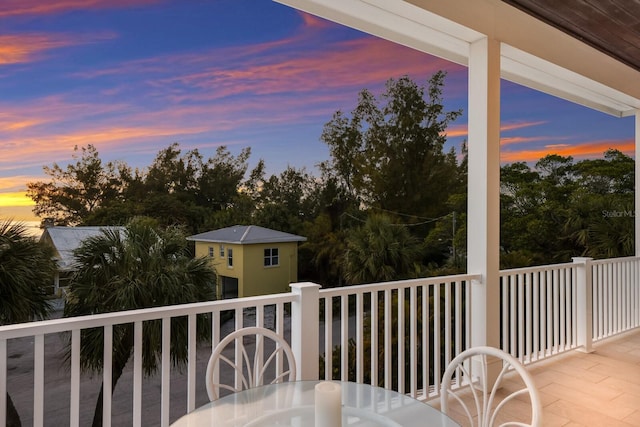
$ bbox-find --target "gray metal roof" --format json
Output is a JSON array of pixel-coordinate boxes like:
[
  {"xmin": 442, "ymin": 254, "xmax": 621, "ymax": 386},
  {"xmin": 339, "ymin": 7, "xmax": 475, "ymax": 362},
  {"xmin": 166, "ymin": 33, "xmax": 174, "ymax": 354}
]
[
  {"xmin": 40, "ymin": 226, "xmax": 125, "ymax": 271},
  {"xmin": 187, "ymin": 225, "xmax": 306, "ymax": 245}
]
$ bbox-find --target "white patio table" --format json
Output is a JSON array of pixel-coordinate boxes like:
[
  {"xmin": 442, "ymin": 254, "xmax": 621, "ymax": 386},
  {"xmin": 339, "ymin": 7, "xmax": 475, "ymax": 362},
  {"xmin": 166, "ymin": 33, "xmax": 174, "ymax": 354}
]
[{"xmin": 171, "ymin": 380, "xmax": 460, "ymax": 426}]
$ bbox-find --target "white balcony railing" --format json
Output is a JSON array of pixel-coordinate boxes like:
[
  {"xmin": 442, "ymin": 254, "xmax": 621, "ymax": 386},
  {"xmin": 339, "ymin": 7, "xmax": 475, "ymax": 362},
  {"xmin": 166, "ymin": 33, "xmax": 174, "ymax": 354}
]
[{"xmin": 1, "ymin": 257, "xmax": 639, "ymax": 427}]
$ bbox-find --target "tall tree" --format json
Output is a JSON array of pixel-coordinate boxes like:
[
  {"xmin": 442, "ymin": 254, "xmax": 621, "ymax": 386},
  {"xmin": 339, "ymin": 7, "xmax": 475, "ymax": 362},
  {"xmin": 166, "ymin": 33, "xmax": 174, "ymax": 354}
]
[
  {"xmin": 0, "ymin": 220, "xmax": 56, "ymax": 426},
  {"xmin": 140, "ymin": 144, "xmax": 260, "ymax": 231},
  {"xmin": 63, "ymin": 219, "xmax": 216, "ymax": 427},
  {"xmin": 27, "ymin": 145, "xmax": 125, "ymax": 226},
  {"xmin": 321, "ymin": 72, "xmax": 462, "ymax": 220},
  {"xmin": 253, "ymin": 166, "xmax": 317, "ymax": 234}
]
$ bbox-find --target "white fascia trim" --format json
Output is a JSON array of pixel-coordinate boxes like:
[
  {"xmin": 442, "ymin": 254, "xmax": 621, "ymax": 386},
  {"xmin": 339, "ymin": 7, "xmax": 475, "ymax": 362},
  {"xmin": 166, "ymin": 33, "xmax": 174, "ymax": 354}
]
[
  {"xmin": 275, "ymin": 0, "xmax": 481, "ymax": 65},
  {"xmin": 501, "ymin": 44, "xmax": 640, "ymax": 118}
]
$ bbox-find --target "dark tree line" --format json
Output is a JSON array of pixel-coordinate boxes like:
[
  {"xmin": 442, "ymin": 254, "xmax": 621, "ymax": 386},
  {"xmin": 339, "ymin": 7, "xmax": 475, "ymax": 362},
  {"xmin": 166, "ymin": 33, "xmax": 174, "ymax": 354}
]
[
  {"xmin": 500, "ymin": 149, "xmax": 634, "ymax": 267},
  {"xmin": 24, "ymin": 72, "xmax": 635, "ymax": 286}
]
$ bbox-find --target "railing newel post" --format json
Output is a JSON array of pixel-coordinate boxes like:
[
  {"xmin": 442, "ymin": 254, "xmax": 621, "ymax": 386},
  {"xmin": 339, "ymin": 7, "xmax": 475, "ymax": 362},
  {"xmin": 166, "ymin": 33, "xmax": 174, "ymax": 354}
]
[
  {"xmin": 290, "ymin": 282, "xmax": 321, "ymax": 380},
  {"xmin": 573, "ymin": 257, "xmax": 594, "ymax": 353}
]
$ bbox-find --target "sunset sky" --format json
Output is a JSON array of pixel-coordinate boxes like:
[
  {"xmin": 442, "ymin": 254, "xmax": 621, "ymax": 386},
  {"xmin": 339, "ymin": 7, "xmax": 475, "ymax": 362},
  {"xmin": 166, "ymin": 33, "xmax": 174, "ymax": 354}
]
[{"xmin": 0, "ymin": 0, "xmax": 635, "ymax": 223}]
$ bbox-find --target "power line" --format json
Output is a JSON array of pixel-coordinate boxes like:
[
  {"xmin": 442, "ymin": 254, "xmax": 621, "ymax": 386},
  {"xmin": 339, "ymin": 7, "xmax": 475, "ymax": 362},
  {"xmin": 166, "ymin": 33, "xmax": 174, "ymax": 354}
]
[{"xmin": 342, "ymin": 211, "xmax": 452, "ymax": 227}]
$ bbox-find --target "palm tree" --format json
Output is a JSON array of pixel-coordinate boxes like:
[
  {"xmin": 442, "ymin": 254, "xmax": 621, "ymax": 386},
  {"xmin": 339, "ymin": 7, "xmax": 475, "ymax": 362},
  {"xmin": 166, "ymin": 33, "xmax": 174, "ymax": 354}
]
[
  {"xmin": 0, "ymin": 220, "xmax": 56, "ymax": 427},
  {"xmin": 342, "ymin": 214, "xmax": 421, "ymax": 284},
  {"xmin": 63, "ymin": 218, "xmax": 216, "ymax": 427}
]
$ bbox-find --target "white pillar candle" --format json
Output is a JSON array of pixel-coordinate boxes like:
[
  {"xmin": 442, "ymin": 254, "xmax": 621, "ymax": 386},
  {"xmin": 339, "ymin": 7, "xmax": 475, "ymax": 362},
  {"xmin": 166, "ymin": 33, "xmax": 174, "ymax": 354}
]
[{"xmin": 314, "ymin": 381, "xmax": 342, "ymax": 427}]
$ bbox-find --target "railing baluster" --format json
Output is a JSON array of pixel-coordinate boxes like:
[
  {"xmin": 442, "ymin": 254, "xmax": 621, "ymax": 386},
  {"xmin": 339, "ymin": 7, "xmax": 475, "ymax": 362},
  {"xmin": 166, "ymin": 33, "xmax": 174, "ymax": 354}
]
[
  {"xmin": 433, "ymin": 283, "xmax": 440, "ymax": 395},
  {"xmin": 356, "ymin": 293, "xmax": 363, "ymax": 384},
  {"xmin": 103, "ymin": 325, "xmax": 113, "ymax": 427},
  {"xmin": 632, "ymin": 259, "xmax": 637, "ymax": 328},
  {"xmin": 510, "ymin": 274, "xmax": 516, "ymax": 356},
  {"xmin": 546, "ymin": 270, "xmax": 552, "ymax": 355},
  {"xmin": 533, "ymin": 272, "xmax": 539, "ymax": 361},
  {"xmin": 518, "ymin": 273, "xmax": 524, "ymax": 361},
  {"xmin": 454, "ymin": 280, "xmax": 462, "ymax": 364},
  {"xmin": 161, "ymin": 318, "xmax": 170, "ymax": 427},
  {"xmin": 234, "ymin": 307, "xmax": 243, "ymax": 389},
  {"xmin": 501, "ymin": 275, "xmax": 509, "ymax": 354},
  {"xmin": 186, "ymin": 315, "xmax": 197, "ymax": 413},
  {"xmin": 371, "ymin": 291, "xmax": 378, "ymax": 387},
  {"xmin": 398, "ymin": 287, "xmax": 405, "ymax": 394},
  {"xmin": 70, "ymin": 329, "xmax": 80, "ymax": 427},
  {"xmin": 34, "ymin": 334, "xmax": 44, "ymax": 427},
  {"xmin": 340, "ymin": 294, "xmax": 348, "ymax": 382},
  {"xmin": 0, "ymin": 339, "xmax": 6, "ymax": 427},
  {"xmin": 275, "ymin": 303, "xmax": 284, "ymax": 377},
  {"xmin": 597, "ymin": 264, "xmax": 604, "ymax": 339},
  {"xmin": 211, "ymin": 310, "xmax": 220, "ymax": 388},
  {"xmin": 421, "ymin": 285, "xmax": 428, "ymax": 399},
  {"xmin": 571, "ymin": 267, "xmax": 577, "ymax": 348},
  {"xmin": 256, "ymin": 305, "xmax": 264, "ymax": 379},
  {"xmin": 607, "ymin": 262, "xmax": 611, "ymax": 337},
  {"xmin": 324, "ymin": 297, "xmax": 332, "ymax": 380},
  {"xmin": 133, "ymin": 322, "xmax": 143, "ymax": 426},
  {"xmin": 384, "ymin": 289, "xmax": 391, "ymax": 389},
  {"xmin": 409, "ymin": 285, "xmax": 417, "ymax": 398},
  {"xmin": 443, "ymin": 282, "xmax": 451, "ymax": 371},
  {"xmin": 525, "ymin": 272, "xmax": 532, "ymax": 363},
  {"xmin": 559, "ymin": 268, "xmax": 566, "ymax": 351}
]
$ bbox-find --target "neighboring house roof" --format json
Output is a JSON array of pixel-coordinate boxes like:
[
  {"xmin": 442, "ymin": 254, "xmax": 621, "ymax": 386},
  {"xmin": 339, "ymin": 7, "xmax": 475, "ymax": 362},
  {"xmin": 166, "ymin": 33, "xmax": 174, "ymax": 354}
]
[
  {"xmin": 187, "ymin": 225, "xmax": 306, "ymax": 245},
  {"xmin": 40, "ymin": 226, "xmax": 125, "ymax": 271}
]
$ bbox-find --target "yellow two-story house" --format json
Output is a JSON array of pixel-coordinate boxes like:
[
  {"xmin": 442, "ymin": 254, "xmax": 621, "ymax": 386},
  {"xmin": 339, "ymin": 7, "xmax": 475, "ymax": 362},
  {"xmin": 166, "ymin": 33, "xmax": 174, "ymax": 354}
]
[{"xmin": 187, "ymin": 225, "xmax": 306, "ymax": 299}]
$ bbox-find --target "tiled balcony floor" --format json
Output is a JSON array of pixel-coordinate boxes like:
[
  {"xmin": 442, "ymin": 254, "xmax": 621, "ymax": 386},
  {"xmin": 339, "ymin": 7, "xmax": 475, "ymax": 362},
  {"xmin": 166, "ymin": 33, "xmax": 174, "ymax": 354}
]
[
  {"xmin": 430, "ymin": 329, "xmax": 640, "ymax": 426},
  {"xmin": 529, "ymin": 329, "xmax": 640, "ymax": 426}
]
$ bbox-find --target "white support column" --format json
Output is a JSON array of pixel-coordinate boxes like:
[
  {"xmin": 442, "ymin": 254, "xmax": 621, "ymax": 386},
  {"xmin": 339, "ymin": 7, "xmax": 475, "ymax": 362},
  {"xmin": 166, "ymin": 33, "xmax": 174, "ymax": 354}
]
[
  {"xmin": 467, "ymin": 37, "xmax": 502, "ymax": 350},
  {"xmin": 636, "ymin": 111, "xmax": 640, "ymax": 257},
  {"xmin": 573, "ymin": 257, "xmax": 594, "ymax": 353},
  {"xmin": 290, "ymin": 282, "xmax": 321, "ymax": 380}
]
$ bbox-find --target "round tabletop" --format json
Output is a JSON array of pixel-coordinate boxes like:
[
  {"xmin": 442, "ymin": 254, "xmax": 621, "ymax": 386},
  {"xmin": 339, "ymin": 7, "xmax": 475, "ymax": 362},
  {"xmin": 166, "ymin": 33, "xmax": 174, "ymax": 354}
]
[{"xmin": 171, "ymin": 380, "xmax": 459, "ymax": 426}]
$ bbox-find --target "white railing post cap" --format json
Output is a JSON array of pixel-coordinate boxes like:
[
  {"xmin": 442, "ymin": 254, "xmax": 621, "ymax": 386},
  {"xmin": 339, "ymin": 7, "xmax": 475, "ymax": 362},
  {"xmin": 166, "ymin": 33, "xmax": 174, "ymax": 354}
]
[{"xmin": 290, "ymin": 282, "xmax": 322, "ymax": 291}]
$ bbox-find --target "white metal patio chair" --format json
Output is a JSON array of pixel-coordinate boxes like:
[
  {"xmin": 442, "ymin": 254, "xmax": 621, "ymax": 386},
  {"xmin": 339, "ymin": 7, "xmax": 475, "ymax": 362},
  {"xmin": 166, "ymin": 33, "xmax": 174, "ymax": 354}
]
[
  {"xmin": 205, "ymin": 326, "xmax": 297, "ymax": 401},
  {"xmin": 440, "ymin": 346, "xmax": 542, "ymax": 427}
]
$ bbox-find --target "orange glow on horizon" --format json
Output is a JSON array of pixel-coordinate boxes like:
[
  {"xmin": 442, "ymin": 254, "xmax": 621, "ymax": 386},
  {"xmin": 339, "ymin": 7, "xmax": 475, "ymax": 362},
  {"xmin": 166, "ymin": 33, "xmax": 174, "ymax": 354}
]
[
  {"xmin": 0, "ymin": 192, "xmax": 34, "ymax": 207},
  {"xmin": 501, "ymin": 139, "xmax": 635, "ymax": 163}
]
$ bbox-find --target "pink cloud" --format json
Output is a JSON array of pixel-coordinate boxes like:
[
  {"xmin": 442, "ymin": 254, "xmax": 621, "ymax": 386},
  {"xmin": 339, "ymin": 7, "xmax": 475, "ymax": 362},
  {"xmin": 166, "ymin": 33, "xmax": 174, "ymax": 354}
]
[
  {"xmin": 500, "ymin": 121, "xmax": 547, "ymax": 132},
  {"xmin": 0, "ymin": 32, "xmax": 117, "ymax": 65},
  {"xmin": 0, "ymin": 124, "xmax": 209, "ymax": 166},
  {"xmin": 500, "ymin": 136, "xmax": 556, "ymax": 146},
  {"xmin": 0, "ymin": 34, "xmax": 74, "ymax": 64},
  {"xmin": 0, "ymin": 0, "xmax": 161, "ymax": 18}
]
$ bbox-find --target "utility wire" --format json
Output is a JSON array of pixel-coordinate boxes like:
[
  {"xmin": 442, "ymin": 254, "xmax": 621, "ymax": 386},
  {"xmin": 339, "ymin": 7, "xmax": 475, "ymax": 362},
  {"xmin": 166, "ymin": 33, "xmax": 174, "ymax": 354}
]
[{"xmin": 343, "ymin": 211, "xmax": 451, "ymax": 227}]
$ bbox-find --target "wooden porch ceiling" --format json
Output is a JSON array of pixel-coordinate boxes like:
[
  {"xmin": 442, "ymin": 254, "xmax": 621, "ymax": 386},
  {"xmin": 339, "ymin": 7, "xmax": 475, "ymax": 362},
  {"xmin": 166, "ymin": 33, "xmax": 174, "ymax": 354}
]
[{"xmin": 502, "ymin": 0, "xmax": 640, "ymax": 73}]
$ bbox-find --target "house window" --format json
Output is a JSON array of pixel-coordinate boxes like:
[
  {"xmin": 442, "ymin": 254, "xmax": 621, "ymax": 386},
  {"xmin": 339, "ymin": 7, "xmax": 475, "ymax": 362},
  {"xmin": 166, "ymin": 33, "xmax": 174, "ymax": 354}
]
[
  {"xmin": 264, "ymin": 248, "xmax": 279, "ymax": 267},
  {"xmin": 227, "ymin": 248, "xmax": 233, "ymax": 267},
  {"xmin": 219, "ymin": 244, "xmax": 225, "ymax": 257},
  {"xmin": 208, "ymin": 247, "xmax": 214, "ymax": 258}
]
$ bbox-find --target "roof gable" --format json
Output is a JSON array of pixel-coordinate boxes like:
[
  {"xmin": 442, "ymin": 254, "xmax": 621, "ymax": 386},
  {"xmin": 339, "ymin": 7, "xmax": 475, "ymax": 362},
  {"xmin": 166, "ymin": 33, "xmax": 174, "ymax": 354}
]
[
  {"xmin": 41, "ymin": 226, "xmax": 125, "ymax": 270},
  {"xmin": 187, "ymin": 225, "xmax": 306, "ymax": 245}
]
